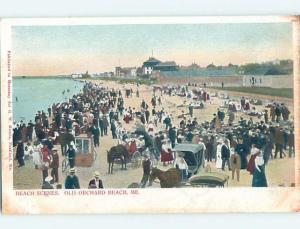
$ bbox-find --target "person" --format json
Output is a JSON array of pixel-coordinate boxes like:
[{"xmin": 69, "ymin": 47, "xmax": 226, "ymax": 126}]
[
  {"xmin": 160, "ymin": 140, "xmax": 173, "ymax": 166},
  {"xmin": 65, "ymin": 167, "xmax": 80, "ymax": 189},
  {"xmin": 163, "ymin": 115, "xmax": 171, "ymax": 130},
  {"xmin": 27, "ymin": 120, "xmax": 34, "ymax": 141},
  {"xmin": 145, "ymin": 109, "xmax": 150, "ymax": 124},
  {"xmin": 275, "ymin": 104, "xmax": 282, "ymax": 123},
  {"xmin": 16, "ymin": 140, "xmax": 25, "ymax": 167},
  {"xmin": 240, "ymin": 97, "xmax": 245, "ymax": 110},
  {"xmin": 88, "ymin": 171, "xmax": 104, "ymax": 189},
  {"xmin": 264, "ymin": 110, "xmax": 269, "ymax": 123},
  {"xmin": 66, "ymin": 144, "xmax": 76, "ymax": 168},
  {"xmin": 32, "ymin": 144, "xmax": 43, "ymax": 169},
  {"xmin": 24, "ymin": 142, "xmax": 34, "ymax": 160},
  {"xmin": 263, "ymin": 131, "xmax": 274, "ymax": 165},
  {"xmin": 214, "ymin": 115, "xmax": 221, "ymax": 132},
  {"xmin": 252, "ymin": 150, "xmax": 268, "ymax": 187},
  {"xmin": 42, "ymin": 176, "xmax": 54, "ymax": 189},
  {"xmin": 230, "ymin": 151, "xmax": 241, "ymax": 182},
  {"xmin": 288, "ymin": 130, "xmax": 295, "ymax": 158},
  {"xmin": 215, "ymin": 139, "xmax": 223, "ymax": 169},
  {"xmin": 91, "ymin": 124, "xmax": 100, "ymax": 147},
  {"xmin": 50, "ymin": 148, "xmax": 59, "ymax": 183},
  {"xmin": 147, "ymin": 121, "xmax": 155, "ymax": 137},
  {"xmin": 221, "ymin": 139, "xmax": 231, "ymax": 171},
  {"xmin": 47, "ymin": 107, "xmax": 52, "ymax": 117},
  {"xmin": 168, "ymin": 126, "xmax": 177, "ymax": 148},
  {"xmin": 205, "ymin": 136, "xmax": 214, "ymax": 162},
  {"xmin": 103, "ymin": 115, "xmax": 109, "ymax": 136},
  {"xmin": 174, "ymin": 153, "xmax": 188, "ymax": 181},
  {"xmin": 282, "ymin": 104, "xmax": 290, "ymax": 121},
  {"xmin": 111, "ymin": 119, "xmax": 117, "ymax": 139},
  {"xmin": 41, "ymin": 144, "xmax": 51, "ymax": 182},
  {"xmin": 235, "ymin": 138, "xmax": 248, "ymax": 169},
  {"xmin": 247, "ymin": 144, "xmax": 260, "ymax": 175},
  {"xmin": 274, "ymin": 126, "xmax": 285, "ymax": 158},
  {"xmin": 228, "ymin": 110, "xmax": 235, "ymax": 126},
  {"xmin": 140, "ymin": 154, "xmax": 151, "ymax": 188},
  {"xmin": 189, "ymin": 104, "xmax": 193, "ymax": 117}
]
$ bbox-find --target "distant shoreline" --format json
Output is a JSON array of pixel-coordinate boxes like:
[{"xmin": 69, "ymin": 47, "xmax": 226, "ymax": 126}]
[{"xmin": 13, "ymin": 76, "xmax": 70, "ymax": 79}]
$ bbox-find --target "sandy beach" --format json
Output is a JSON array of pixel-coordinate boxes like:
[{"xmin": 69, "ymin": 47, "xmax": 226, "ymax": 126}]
[{"xmin": 13, "ymin": 79, "xmax": 295, "ymax": 189}]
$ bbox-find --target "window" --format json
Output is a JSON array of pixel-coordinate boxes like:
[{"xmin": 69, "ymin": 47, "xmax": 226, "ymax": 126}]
[{"xmin": 75, "ymin": 138, "xmax": 90, "ymax": 155}]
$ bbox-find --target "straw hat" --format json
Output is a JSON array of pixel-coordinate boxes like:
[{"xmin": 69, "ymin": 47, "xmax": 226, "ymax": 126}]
[
  {"xmin": 94, "ymin": 171, "xmax": 100, "ymax": 178},
  {"xmin": 45, "ymin": 176, "xmax": 53, "ymax": 183},
  {"xmin": 69, "ymin": 168, "xmax": 76, "ymax": 173}
]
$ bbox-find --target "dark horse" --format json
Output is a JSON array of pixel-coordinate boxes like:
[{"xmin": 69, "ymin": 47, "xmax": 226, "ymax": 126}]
[
  {"xmin": 149, "ymin": 168, "xmax": 181, "ymax": 188},
  {"xmin": 107, "ymin": 144, "xmax": 130, "ymax": 174}
]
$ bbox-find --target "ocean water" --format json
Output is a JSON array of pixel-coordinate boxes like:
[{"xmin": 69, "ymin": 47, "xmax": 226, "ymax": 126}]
[{"xmin": 13, "ymin": 77, "xmax": 84, "ymax": 123}]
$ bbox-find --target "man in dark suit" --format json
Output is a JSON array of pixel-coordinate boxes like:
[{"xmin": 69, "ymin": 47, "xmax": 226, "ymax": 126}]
[
  {"xmin": 140, "ymin": 155, "xmax": 151, "ymax": 188},
  {"xmin": 16, "ymin": 140, "xmax": 25, "ymax": 167},
  {"xmin": 274, "ymin": 126, "xmax": 285, "ymax": 158},
  {"xmin": 65, "ymin": 168, "xmax": 80, "ymax": 189},
  {"xmin": 66, "ymin": 144, "xmax": 76, "ymax": 168},
  {"xmin": 221, "ymin": 139, "xmax": 231, "ymax": 171},
  {"xmin": 50, "ymin": 148, "xmax": 59, "ymax": 183},
  {"xmin": 88, "ymin": 171, "xmax": 104, "ymax": 189},
  {"xmin": 91, "ymin": 124, "xmax": 100, "ymax": 147}
]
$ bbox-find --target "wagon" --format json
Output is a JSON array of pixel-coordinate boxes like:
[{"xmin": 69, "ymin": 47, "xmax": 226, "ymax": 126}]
[
  {"xmin": 172, "ymin": 143, "xmax": 205, "ymax": 178},
  {"xmin": 74, "ymin": 134, "xmax": 97, "ymax": 167}
]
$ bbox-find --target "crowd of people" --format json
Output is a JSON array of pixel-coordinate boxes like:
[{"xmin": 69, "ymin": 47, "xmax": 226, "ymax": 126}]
[{"xmin": 13, "ymin": 80, "xmax": 294, "ymax": 189}]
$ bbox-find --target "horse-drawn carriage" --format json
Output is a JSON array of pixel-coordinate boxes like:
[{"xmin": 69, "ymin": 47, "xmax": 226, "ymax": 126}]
[
  {"xmin": 62, "ymin": 134, "xmax": 97, "ymax": 172},
  {"xmin": 148, "ymin": 144, "xmax": 229, "ymax": 188},
  {"xmin": 74, "ymin": 134, "xmax": 97, "ymax": 167},
  {"xmin": 172, "ymin": 144, "xmax": 205, "ymax": 177}
]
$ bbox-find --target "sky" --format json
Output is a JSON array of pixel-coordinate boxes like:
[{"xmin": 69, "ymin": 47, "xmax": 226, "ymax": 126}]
[{"xmin": 12, "ymin": 23, "xmax": 293, "ymax": 76}]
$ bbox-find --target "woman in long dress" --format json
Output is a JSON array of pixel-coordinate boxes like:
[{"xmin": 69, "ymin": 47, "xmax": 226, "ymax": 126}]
[
  {"xmin": 248, "ymin": 144, "xmax": 268, "ymax": 187},
  {"xmin": 174, "ymin": 153, "xmax": 188, "ymax": 181},
  {"xmin": 252, "ymin": 150, "xmax": 268, "ymax": 187},
  {"xmin": 161, "ymin": 140, "xmax": 173, "ymax": 166},
  {"xmin": 215, "ymin": 139, "xmax": 223, "ymax": 169}
]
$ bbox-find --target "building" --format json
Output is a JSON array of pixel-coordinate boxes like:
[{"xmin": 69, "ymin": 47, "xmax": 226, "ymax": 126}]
[
  {"xmin": 142, "ymin": 57, "xmax": 161, "ymax": 75},
  {"xmin": 142, "ymin": 57, "xmax": 179, "ymax": 75},
  {"xmin": 153, "ymin": 61, "xmax": 179, "ymax": 71},
  {"xmin": 115, "ymin": 66, "xmax": 137, "ymax": 78},
  {"xmin": 71, "ymin": 74, "xmax": 82, "ymax": 79}
]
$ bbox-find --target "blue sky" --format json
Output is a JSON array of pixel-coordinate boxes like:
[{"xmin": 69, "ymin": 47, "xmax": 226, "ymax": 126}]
[{"xmin": 12, "ymin": 23, "xmax": 293, "ymax": 76}]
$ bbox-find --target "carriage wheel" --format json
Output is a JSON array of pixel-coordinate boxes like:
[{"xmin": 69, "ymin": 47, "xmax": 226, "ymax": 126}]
[
  {"xmin": 62, "ymin": 159, "xmax": 68, "ymax": 173},
  {"xmin": 131, "ymin": 151, "xmax": 142, "ymax": 168},
  {"xmin": 93, "ymin": 149, "xmax": 97, "ymax": 161}
]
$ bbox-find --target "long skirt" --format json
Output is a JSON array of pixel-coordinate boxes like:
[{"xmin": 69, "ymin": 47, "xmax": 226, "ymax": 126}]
[
  {"xmin": 252, "ymin": 165, "xmax": 268, "ymax": 187},
  {"xmin": 161, "ymin": 150, "xmax": 173, "ymax": 162}
]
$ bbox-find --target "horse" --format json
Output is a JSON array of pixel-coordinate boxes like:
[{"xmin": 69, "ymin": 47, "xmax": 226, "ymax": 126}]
[
  {"xmin": 107, "ymin": 144, "xmax": 130, "ymax": 174},
  {"xmin": 149, "ymin": 167, "xmax": 181, "ymax": 188}
]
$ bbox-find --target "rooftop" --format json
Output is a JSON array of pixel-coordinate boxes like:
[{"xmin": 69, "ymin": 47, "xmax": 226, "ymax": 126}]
[
  {"xmin": 143, "ymin": 57, "xmax": 161, "ymax": 63},
  {"xmin": 155, "ymin": 61, "xmax": 178, "ymax": 67}
]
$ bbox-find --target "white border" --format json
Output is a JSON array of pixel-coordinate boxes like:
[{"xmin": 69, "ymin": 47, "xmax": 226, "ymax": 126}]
[{"xmin": 1, "ymin": 16, "xmax": 300, "ymax": 214}]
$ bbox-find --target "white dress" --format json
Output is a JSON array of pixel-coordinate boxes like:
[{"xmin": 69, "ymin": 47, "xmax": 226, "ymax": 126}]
[
  {"xmin": 32, "ymin": 147, "xmax": 43, "ymax": 169},
  {"xmin": 216, "ymin": 144, "xmax": 223, "ymax": 169}
]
